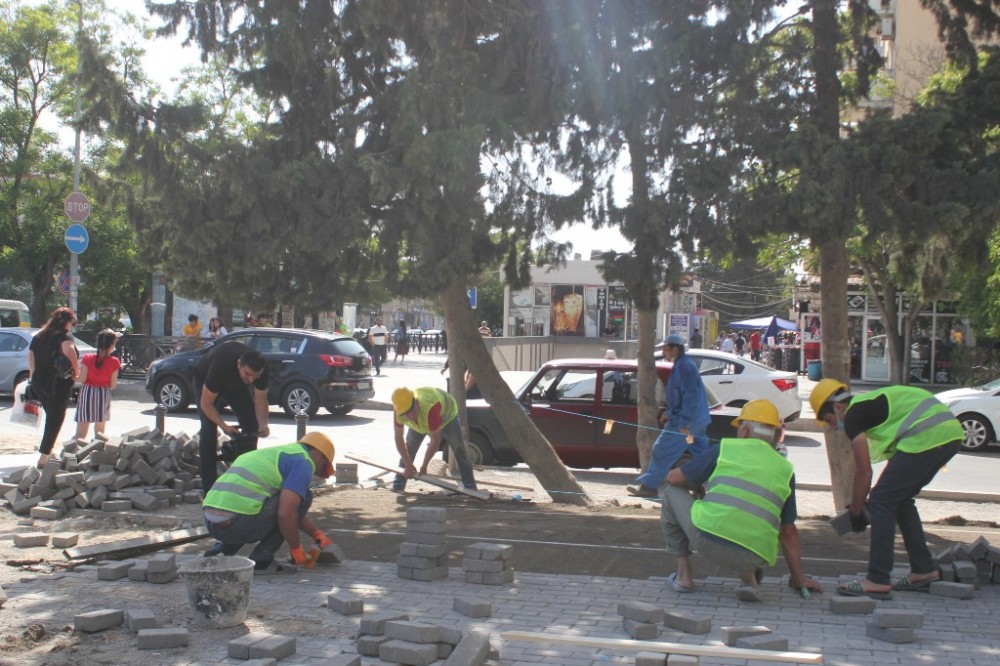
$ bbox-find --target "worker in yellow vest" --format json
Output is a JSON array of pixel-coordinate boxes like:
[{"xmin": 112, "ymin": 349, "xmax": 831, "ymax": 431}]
[
  {"xmin": 661, "ymin": 400, "xmax": 821, "ymax": 602},
  {"xmin": 812, "ymin": 380, "xmax": 962, "ymax": 598},
  {"xmin": 202, "ymin": 432, "xmax": 337, "ymax": 574},
  {"xmin": 391, "ymin": 386, "xmax": 478, "ymax": 492}
]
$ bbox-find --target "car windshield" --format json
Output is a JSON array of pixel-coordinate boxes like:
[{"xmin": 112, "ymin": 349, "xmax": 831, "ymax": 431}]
[{"xmin": 978, "ymin": 377, "xmax": 1000, "ymax": 390}]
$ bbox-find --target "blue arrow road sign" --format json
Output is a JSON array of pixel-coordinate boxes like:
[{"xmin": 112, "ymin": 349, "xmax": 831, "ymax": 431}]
[
  {"xmin": 65, "ymin": 223, "xmax": 89, "ymax": 255},
  {"xmin": 467, "ymin": 287, "xmax": 477, "ymax": 309}
]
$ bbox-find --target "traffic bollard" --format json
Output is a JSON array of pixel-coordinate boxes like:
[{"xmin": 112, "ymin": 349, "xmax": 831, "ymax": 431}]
[
  {"xmin": 154, "ymin": 404, "xmax": 167, "ymax": 434},
  {"xmin": 296, "ymin": 409, "xmax": 308, "ymax": 439}
]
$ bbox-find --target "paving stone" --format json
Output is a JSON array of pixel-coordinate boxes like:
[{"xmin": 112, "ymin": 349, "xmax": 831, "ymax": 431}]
[
  {"xmin": 444, "ymin": 630, "xmax": 490, "ymax": 666},
  {"xmin": 146, "ymin": 568, "xmax": 177, "ymax": 584},
  {"xmin": 146, "ymin": 553, "xmax": 176, "ymax": 573},
  {"xmin": 829, "ymin": 596, "xmax": 876, "ymax": 614},
  {"xmin": 873, "ymin": 609, "xmax": 924, "ymax": 628},
  {"xmin": 623, "ymin": 618, "xmax": 659, "ymax": 639},
  {"xmin": 317, "ymin": 543, "xmax": 346, "ymax": 564},
  {"xmin": 101, "ymin": 499, "xmax": 132, "ymax": 512},
  {"xmin": 126, "ymin": 608, "xmax": 158, "ymax": 632},
  {"xmin": 74, "ymin": 609, "xmax": 124, "ymax": 633},
  {"xmin": 97, "ymin": 560, "xmax": 134, "ymax": 581},
  {"xmin": 635, "ymin": 653, "xmax": 668, "ymax": 666},
  {"xmin": 454, "ymin": 596, "xmax": 492, "ymax": 618},
  {"xmin": 406, "ymin": 506, "xmax": 447, "ymax": 522},
  {"xmin": 356, "ymin": 634, "xmax": 390, "ymax": 656},
  {"xmin": 662, "ymin": 610, "xmax": 711, "ymax": 635},
  {"xmin": 385, "ymin": 620, "xmax": 444, "ymax": 644},
  {"xmin": 327, "ymin": 590, "xmax": 363, "ymax": 615},
  {"xmin": 462, "ymin": 557, "xmax": 507, "ymax": 572},
  {"xmin": 137, "ymin": 627, "xmax": 188, "ymax": 649},
  {"xmin": 247, "ymin": 634, "xmax": 296, "ymax": 660},
  {"xmin": 736, "ymin": 634, "xmax": 789, "ymax": 651},
  {"xmin": 408, "ymin": 519, "xmax": 448, "ymax": 534},
  {"xmin": 242, "ymin": 660, "xmax": 277, "ymax": 666},
  {"xmin": 954, "ymin": 561, "xmax": 978, "ymax": 580},
  {"xmin": 865, "ymin": 622, "xmax": 915, "ymax": 644},
  {"xmin": 666, "ymin": 656, "xmax": 699, "ymax": 665},
  {"xmin": 720, "ymin": 624, "xmax": 771, "ymax": 647},
  {"xmin": 128, "ymin": 560, "xmax": 148, "ymax": 581},
  {"xmin": 967, "ymin": 536, "xmax": 990, "ymax": 560},
  {"xmin": 324, "ymin": 655, "xmax": 361, "ymax": 666},
  {"xmin": 398, "ymin": 554, "xmax": 449, "ymax": 569},
  {"xmin": 402, "ymin": 565, "xmax": 448, "ymax": 581},
  {"xmin": 13, "ymin": 532, "xmax": 48, "ymax": 548},
  {"xmin": 379, "ymin": 639, "xmax": 438, "ymax": 666},
  {"xmin": 359, "ymin": 611, "xmax": 409, "ymax": 636},
  {"xmin": 228, "ymin": 632, "xmax": 273, "ymax": 659},
  {"xmin": 402, "ymin": 531, "xmax": 446, "ymax": 546},
  {"xmin": 929, "ymin": 581, "xmax": 976, "ymax": 599},
  {"xmin": 29, "ymin": 506, "xmax": 62, "ymax": 520}
]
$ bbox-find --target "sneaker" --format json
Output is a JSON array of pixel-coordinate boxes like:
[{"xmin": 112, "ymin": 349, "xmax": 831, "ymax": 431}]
[
  {"xmin": 626, "ymin": 484, "xmax": 658, "ymax": 498},
  {"xmin": 253, "ymin": 560, "xmax": 298, "ymax": 575}
]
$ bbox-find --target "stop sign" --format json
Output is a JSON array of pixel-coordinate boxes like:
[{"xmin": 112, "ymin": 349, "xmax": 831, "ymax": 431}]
[{"xmin": 64, "ymin": 191, "xmax": 91, "ymax": 222}]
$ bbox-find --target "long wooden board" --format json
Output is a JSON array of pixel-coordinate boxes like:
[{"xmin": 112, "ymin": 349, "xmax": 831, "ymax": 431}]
[
  {"xmin": 344, "ymin": 454, "xmax": 492, "ymax": 500},
  {"xmin": 424, "ymin": 473, "xmax": 533, "ymax": 492},
  {"xmin": 63, "ymin": 526, "xmax": 210, "ymax": 560},
  {"xmin": 501, "ymin": 631, "xmax": 823, "ymax": 664}
]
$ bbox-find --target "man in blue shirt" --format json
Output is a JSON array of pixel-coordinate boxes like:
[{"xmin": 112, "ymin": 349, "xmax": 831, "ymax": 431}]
[{"xmin": 628, "ymin": 334, "xmax": 711, "ymax": 497}]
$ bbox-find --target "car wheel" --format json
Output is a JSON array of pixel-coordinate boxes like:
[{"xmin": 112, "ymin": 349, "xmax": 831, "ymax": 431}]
[
  {"xmin": 154, "ymin": 376, "xmax": 190, "ymax": 412},
  {"xmin": 282, "ymin": 382, "xmax": 319, "ymax": 418},
  {"xmin": 958, "ymin": 413, "xmax": 993, "ymax": 451},
  {"xmin": 466, "ymin": 432, "xmax": 496, "ymax": 466},
  {"xmin": 327, "ymin": 405, "xmax": 354, "ymax": 416}
]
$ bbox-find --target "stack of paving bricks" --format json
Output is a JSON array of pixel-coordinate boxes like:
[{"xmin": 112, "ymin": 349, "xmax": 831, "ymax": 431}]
[
  {"xmin": 866, "ymin": 608, "xmax": 923, "ymax": 644},
  {"xmin": 334, "ymin": 463, "xmax": 358, "ymax": 485},
  {"xmin": 227, "ymin": 632, "xmax": 298, "ymax": 662},
  {"xmin": 356, "ymin": 612, "xmax": 492, "ymax": 666},
  {"xmin": 0, "ymin": 428, "xmax": 204, "ymax": 518},
  {"xmin": 73, "ymin": 607, "xmax": 189, "ymax": 650},
  {"xmin": 397, "ymin": 507, "xmax": 449, "ymax": 581},
  {"xmin": 934, "ymin": 535, "xmax": 1000, "ymax": 590},
  {"xmin": 463, "ymin": 542, "xmax": 514, "ymax": 585}
]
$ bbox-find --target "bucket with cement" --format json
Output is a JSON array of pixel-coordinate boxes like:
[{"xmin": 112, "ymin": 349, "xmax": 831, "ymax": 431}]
[{"xmin": 179, "ymin": 555, "xmax": 254, "ymax": 628}]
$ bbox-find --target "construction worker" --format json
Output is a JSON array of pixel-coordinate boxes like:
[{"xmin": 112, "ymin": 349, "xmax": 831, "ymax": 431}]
[
  {"xmin": 811, "ymin": 379, "xmax": 962, "ymax": 598},
  {"xmin": 202, "ymin": 432, "xmax": 337, "ymax": 573},
  {"xmin": 661, "ymin": 400, "xmax": 821, "ymax": 601},
  {"xmin": 391, "ymin": 386, "xmax": 478, "ymax": 492},
  {"xmin": 628, "ymin": 333, "xmax": 710, "ymax": 497}
]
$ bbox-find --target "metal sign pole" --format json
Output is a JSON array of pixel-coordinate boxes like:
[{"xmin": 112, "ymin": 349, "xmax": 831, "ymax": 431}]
[{"xmin": 69, "ymin": 1, "xmax": 83, "ymax": 314}]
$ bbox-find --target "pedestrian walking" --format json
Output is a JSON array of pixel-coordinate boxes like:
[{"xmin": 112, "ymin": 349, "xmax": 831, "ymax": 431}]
[{"xmin": 74, "ymin": 329, "xmax": 122, "ymax": 440}]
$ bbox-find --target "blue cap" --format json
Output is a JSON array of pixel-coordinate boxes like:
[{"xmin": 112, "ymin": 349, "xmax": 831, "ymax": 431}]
[{"xmin": 664, "ymin": 334, "xmax": 686, "ymax": 347}]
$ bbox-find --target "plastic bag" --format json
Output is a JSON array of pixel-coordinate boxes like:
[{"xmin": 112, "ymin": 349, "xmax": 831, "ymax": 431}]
[{"xmin": 10, "ymin": 380, "xmax": 42, "ymax": 429}]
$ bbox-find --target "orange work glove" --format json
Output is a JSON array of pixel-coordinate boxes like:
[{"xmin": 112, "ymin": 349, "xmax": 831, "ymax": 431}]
[
  {"xmin": 289, "ymin": 545, "xmax": 308, "ymax": 566},
  {"xmin": 312, "ymin": 529, "xmax": 333, "ymax": 549}
]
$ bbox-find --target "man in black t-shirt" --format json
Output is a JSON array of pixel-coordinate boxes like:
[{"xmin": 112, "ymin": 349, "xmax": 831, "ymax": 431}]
[{"xmin": 194, "ymin": 342, "xmax": 271, "ymax": 491}]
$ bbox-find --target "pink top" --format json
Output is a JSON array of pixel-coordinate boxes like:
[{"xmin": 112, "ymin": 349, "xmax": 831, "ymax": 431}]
[{"xmin": 81, "ymin": 353, "xmax": 122, "ymax": 388}]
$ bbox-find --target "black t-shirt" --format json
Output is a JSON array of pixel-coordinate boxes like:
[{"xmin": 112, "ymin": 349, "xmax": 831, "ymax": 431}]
[
  {"xmin": 194, "ymin": 341, "xmax": 269, "ymax": 394},
  {"xmin": 843, "ymin": 393, "xmax": 890, "ymax": 441},
  {"xmin": 29, "ymin": 331, "xmax": 74, "ymax": 384}
]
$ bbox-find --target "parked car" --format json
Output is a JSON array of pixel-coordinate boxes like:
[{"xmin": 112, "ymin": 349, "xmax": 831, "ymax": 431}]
[
  {"xmin": 937, "ymin": 378, "xmax": 1000, "ymax": 451},
  {"xmin": 655, "ymin": 348, "xmax": 801, "ymax": 423},
  {"xmin": 464, "ymin": 357, "xmax": 740, "ymax": 469},
  {"xmin": 0, "ymin": 327, "xmax": 95, "ymax": 398},
  {"xmin": 145, "ymin": 328, "xmax": 373, "ymax": 417}
]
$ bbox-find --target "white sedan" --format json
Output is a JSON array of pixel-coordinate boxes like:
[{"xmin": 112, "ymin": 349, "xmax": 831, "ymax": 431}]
[
  {"xmin": 658, "ymin": 347, "xmax": 802, "ymax": 423},
  {"xmin": 936, "ymin": 378, "xmax": 1000, "ymax": 451}
]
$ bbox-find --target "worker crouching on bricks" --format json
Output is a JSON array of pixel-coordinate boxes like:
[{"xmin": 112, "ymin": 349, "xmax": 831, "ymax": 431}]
[
  {"xmin": 660, "ymin": 399, "xmax": 822, "ymax": 602},
  {"xmin": 812, "ymin": 379, "xmax": 962, "ymax": 599},
  {"xmin": 201, "ymin": 432, "xmax": 337, "ymax": 574}
]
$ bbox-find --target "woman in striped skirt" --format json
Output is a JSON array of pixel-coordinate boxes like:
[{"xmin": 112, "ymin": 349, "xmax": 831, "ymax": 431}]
[{"xmin": 74, "ymin": 330, "xmax": 122, "ymax": 440}]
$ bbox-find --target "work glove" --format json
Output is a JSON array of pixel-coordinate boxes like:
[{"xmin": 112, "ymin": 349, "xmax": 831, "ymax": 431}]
[
  {"xmin": 848, "ymin": 503, "xmax": 870, "ymax": 533},
  {"xmin": 289, "ymin": 545, "xmax": 308, "ymax": 566},
  {"xmin": 312, "ymin": 529, "xmax": 333, "ymax": 549}
]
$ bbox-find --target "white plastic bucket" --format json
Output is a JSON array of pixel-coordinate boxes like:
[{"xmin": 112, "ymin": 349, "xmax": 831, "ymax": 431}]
[{"xmin": 178, "ymin": 555, "xmax": 254, "ymax": 628}]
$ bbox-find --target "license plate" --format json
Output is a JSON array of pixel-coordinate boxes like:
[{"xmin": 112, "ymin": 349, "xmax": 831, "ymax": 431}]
[{"xmin": 357, "ymin": 382, "xmax": 371, "ymax": 390}]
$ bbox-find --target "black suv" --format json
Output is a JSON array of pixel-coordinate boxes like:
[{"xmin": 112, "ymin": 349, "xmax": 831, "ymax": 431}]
[{"xmin": 145, "ymin": 328, "xmax": 373, "ymax": 417}]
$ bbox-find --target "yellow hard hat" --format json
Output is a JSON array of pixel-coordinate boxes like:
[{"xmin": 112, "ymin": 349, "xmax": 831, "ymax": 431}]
[
  {"xmin": 299, "ymin": 432, "xmax": 335, "ymax": 477},
  {"xmin": 392, "ymin": 387, "xmax": 414, "ymax": 414},
  {"xmin": 809, "ymin": 378, "xmax": 849, "ymax": 423},
  {"xmin": 731, "ymin": 399, "xmax": 782, "ymax": 428}
]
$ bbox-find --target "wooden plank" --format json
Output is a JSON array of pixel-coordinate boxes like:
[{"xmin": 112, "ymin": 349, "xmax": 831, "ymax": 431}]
[
  {"xmin": 501, "ymin": 631, "xmax": 822, "ymax": 664},
  {"xmin": 63, "ymin": 526, "xmax": 210, "ymax": 561},
  {"xmin": 424, "ymin": 474, "xmax": 533, "ymax": 492},
  {"xmin": 344, "ymin": 454, "xmax": 492, "ymax": 500}
]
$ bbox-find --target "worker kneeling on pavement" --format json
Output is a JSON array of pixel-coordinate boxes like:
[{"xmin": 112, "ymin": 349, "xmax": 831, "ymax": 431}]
[
  {"xmin": 202, "ymin": 432, "xmax": 337, "ymax": 573},
  {"xmin": 391, "ymin": 386, "xmax": 478, "ymax": 492},
  {"xmin": 661, "ymin": 399, "xmax": 822, "ymax": 601}
]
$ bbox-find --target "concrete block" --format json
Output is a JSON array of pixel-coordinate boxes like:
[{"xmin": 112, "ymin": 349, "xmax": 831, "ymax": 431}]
[
  {"xmin": 356, "ymin": 634, "xmax": 390, "ymax": 656},
  {"xmin": 126, "ymin": 608, "xmax": 158, "ymax": 632},
  {"xmin": 939, "ymin": 563, "xmax": 957, "ymax": 582},
  {"xmin": 317, "ymin": 543, "xmax": 345, "ymax": 563},
  {"xmin": 462, "ymin": 558, "xmax": 506, "ymax": 573},
  {"xmin": 636, "ymin": 653, "xmax": 668, "ymax": 666},
  {"xmin": 379, "ymin": 639, "xmax": 438, "ymax": 666},
  {"xmin": 29, "ymin": 506, "xmax": 62, "ymax": 520},
  {"xmin": 967, "ymin": 536, "xmax": 990, "ymax": 560},
  {"xmin": 137, "ymin": 628, "xmax": 189, "ymax": 649},
  {"xmin": 247, "ymin": 634, "xmax": 296, "ymax": 660},
  {"xmin": 407, "ymin": 519, "xmax": 448, "ymax": 534},
  {"xmin": 623, "ymin": 618, "xmax": 659, "ymax": 639},
  {"xmin": 721, "ymin": 625, "xmax": 771, "ymax": 647},
  {"xmin": 146, "ymin": 554, "xmax": 176, "ymax": 573},
  {"xmin": 129, "ymin": 492, "xmax": 159, "ymax": 511},
  {"xmin": 667, "ymin": 656, "xmax": 699, "ymax": 665},
  {"xmin": 439, "ymin": 626, "xmax": 463, "ymax": 645},
  {"xmin": 464, "ymin": 570, "xmax": 483, "ymax": 584},
  {"xmin": 128, "ymin": 561, "xmax": 148, "ymax": 581},
  {"xmin": 736, "ymin": 634, "xmax": 789, "ymax": 651},
  {"xmin": 182, "ymin": 490, "xmax": 203, "ymax": 503},
  {"xmin": 404, "ymin": 565, "xmax": 448, "ymax": 581},
  {"xmin": 406, "ymin": 506, "xmax": 447, "ymax": 522},
  {"xmin": 402, "ymin": 530, "xmax": 446, "ymax": 546},
  {"xmin": 865, "ymin": 622, "xmax": 915, "ymax": 643},
  {"xmin": 874, "ymin": 609, "xmax": 924, "ymax": 628},
  {"xmin": 359, "ymin": 611, "xmax": 409, "ymax": 636},
  {"xmin": 829, "ymin": 596, "xmax": 876, "ymax": 615},
  {"xmin": 101, "ymin": 499, "xmax": 132, "ymax": 512},
  {"xmin": 617, "ymin": 601, "xmax": 664, "ymax": 624},
  {"xmin": 929, "ymin": 581, "xmax": 976, "ymax": 599},
  {"xmin": 97, "ymin": 561, "xmax": 134, "ymax": 580},
  {"xmin": 479, "ymin": 569, "xmax": 514, "ymax": 585},
  {"xmin": 146, "ymin": 568, "xmax": 177, "ymax": 584},
  {"xmin": 327, "ymin": 590, "xmax": 363, "ymax": 615},
  {"xmin": 242, "ymin": 660, "xmax": 277, "ymax": 666},
  {"xmin": 954, "ymin": 560, "xmax": 978, "ymax": 580},
  {"xmin": 12, "ymin": 495, "xmax": 42, "ymax": 515},
  {"xmin": 398, "ymin": 554, "xmax": 448, "ymax": 569},
  {"xmin": 444, "ymin": 630, "xmax": 491, "ymax": 666},
  {"xmin": 85, "ymin": 471, "xmax": 117, "ymax": 488},
  {"xmin": 985, "ymin": 545, "xmax": 1000, "ymax": 565},
  {"xmin": 662, "ymin": 610, "xmax": 711, "ymax": 635},
  {"xmin": 14, "ymin": 532, "xmax": 49, "ymax": 548},
  {"xmin": 385, "ymin": 620, "xmax": 444, "ymax": 643},
  {"xmin": 438, "ymin": 642, "xmax": 454, "ymax": 658},
  {"xmin": 74, "ymin": 609, "xmax": 124, "ymax": 633},
  {"xmin": 228, "ymin": 632, "xmax": 272, "ymax": 659},
  {"xmin": 325, "ymin": 656, "xmax": 361, "ymax": 666},
  {"xmin": 454, "ymin": 596, "xmax": 492, "ymax": 618}
]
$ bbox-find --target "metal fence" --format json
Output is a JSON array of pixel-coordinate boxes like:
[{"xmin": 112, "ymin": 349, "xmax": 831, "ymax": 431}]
[{"xmin": 74, "ymin": 332, "xmax": 203, "ymax": 379}]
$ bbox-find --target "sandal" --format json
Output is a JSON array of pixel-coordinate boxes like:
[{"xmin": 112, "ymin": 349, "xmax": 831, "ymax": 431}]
[
  {"xmin": 735, "ymin": 586, "xmax": 762, "ymax": 602},
  {"xmin": 836, "ymin": 580, "xmax": 892, "ymax": 600},
  {"xmin": 666, "ymin": 572, "xmax": 695, "ymax": 593},
  {"xmin": 892, "ymin": 575, "xmax": 937, "ymax": 592},
  {"xmin": 627, "ymin": 484, "xmax": 658, "ymax": 498}
]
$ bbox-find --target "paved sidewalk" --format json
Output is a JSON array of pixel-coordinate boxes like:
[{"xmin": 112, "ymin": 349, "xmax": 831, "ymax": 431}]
[{"xmin": 7, "ymin": 553, "xmax": 999, "ymax": 665}]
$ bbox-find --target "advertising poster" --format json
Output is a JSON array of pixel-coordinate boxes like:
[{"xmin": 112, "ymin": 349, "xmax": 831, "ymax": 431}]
[
  {"xmin": 608, "ymin": 285, "xmax": 627, "ymax": 335},
  {"xmin": 551, "ymin": 285, "xmax": 585, "ymax": 336}
]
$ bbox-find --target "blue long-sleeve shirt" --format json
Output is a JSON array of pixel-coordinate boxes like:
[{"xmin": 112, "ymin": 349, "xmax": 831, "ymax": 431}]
[{"xmin": 666, "ymin": 352, "xmax": 711, "ymax": 434}]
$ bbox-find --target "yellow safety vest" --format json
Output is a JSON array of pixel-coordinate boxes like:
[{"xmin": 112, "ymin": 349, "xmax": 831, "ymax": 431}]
[
  {"xmin": 204, "ymin": 443, "xmax": 314, "ymax": 515},
  {"xmin": 396, "ymin": 387, "xmax": 458, "ymax": 434},
  {"xmin": 849, "ymin": 386, "xmax": 963, "ymax": 463}
]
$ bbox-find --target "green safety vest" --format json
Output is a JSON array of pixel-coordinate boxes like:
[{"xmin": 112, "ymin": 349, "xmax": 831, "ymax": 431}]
[
  {"xmin": 203, "ymin": 443, "xmax": 314, "ymax": 515},
  {"xmin": 849, "ymin": 386, "xmax": 963, "ymax": 463},
  {"xmin": 691, "ymin": 438, "xmax": 793, "ymax": 566},
  {"xmin": 396, "ymin": 387, "xmax": 457, "ymax": 434}
]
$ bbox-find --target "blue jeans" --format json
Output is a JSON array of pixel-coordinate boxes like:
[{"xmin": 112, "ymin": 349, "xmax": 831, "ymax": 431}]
[
  {"xmin": 636, "ymin": 428, "xmax": 709, "ymax": 490},
  {"xmin": 205, "ymin": 491, "xmax": 312, "ymax": 565},
  {"xmin": 393, "ymin": 417, "xmax": 477, "ymax": 491},
  {"xmin": 866, "ymin": 440, "xmax": 960, "ymax": 584}
]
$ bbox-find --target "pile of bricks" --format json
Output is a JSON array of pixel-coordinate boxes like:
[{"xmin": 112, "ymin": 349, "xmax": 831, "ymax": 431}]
[
  {"xmin": 73, "ymin": 607, "xmax": 189, "ymax": 650},
  {"xmin": 335, "ymin": 463, "xmax": 359, "ymax": 485},
  {"xmin": 356, "ymin": 613, "xmax": 493, "ymax": 666},
  {"xmin": 935, "ymin": 535, "xmax": 1000, "ymax": 588},
  {"xmin": 397, "ymin": 507, "xmax": 449, "ymax": 581},
  {"xmin": 95, "ymin": 553, "xmax": 178, "ymax": 584},
  {"xmin": 463, "ymin": 542, "xmax": 514, "ymax": 585},
  {"xmin": 0, "ymin": 428, "xmax": 203, "ymax": 519}
]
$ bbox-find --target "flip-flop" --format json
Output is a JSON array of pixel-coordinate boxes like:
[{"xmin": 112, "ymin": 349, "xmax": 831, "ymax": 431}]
[
  {"xmin": 892, "ymin": 576, "xmax": 937, "ymax": 592},
  {"xmin": 836, "ymin": 580, "xmax": 892, "ymax": 600},
  {"xmin": 666, "ymin": 572, "xmax": 695, "ymax": 593},
  {"xmin": 735, "ymin": 586, "xmax": 762, "ymax": 602}
]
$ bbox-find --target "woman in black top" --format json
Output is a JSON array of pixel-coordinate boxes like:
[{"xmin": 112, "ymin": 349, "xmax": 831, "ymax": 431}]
[{"xmin": 27, "ymin": 307, "xmax": 80, "ymax": 467}]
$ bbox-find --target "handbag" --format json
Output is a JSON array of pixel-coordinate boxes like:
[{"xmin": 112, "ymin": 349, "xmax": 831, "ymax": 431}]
[{"xmin": 53, "ymin": 350, "xmax": 74, "ymax": 380}]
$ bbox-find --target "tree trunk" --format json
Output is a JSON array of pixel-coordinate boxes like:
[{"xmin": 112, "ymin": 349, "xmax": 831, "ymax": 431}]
[
  {"xmin": 441, "ymin": 283, "xmax": 591, "ymax": 506},
  {"xmin": 635, "ymin": 308, "xmax": 658, "ymax": 472}
]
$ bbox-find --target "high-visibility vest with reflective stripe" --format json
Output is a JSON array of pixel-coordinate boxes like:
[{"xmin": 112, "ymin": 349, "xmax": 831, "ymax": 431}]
[
  {"xmin": 691, "ymin": 438, "xmax": 793, "ymax": 566},
  {"xmin": 849, "ymin": 386, "xmax": 963, "ymax": 463},
  {"xmin": 204, "ymin": 443, "xmax": 314, "ymax": 515},
  {"xmin": 397, "ymin": 387, "xmax": 457, "ymax": 434}
]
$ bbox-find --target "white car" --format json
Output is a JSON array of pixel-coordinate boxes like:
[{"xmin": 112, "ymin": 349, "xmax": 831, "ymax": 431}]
[
  {"xmin": 0, "ymin": 327, "xmax": 97, "ymax": 397},
  {"xmin": 658, "ymin": 347, "xmax": 802, "ymax": 423},
  {"xmin": 936, "ymin": 378, "xmax": 1000, "ymax": 451}
]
